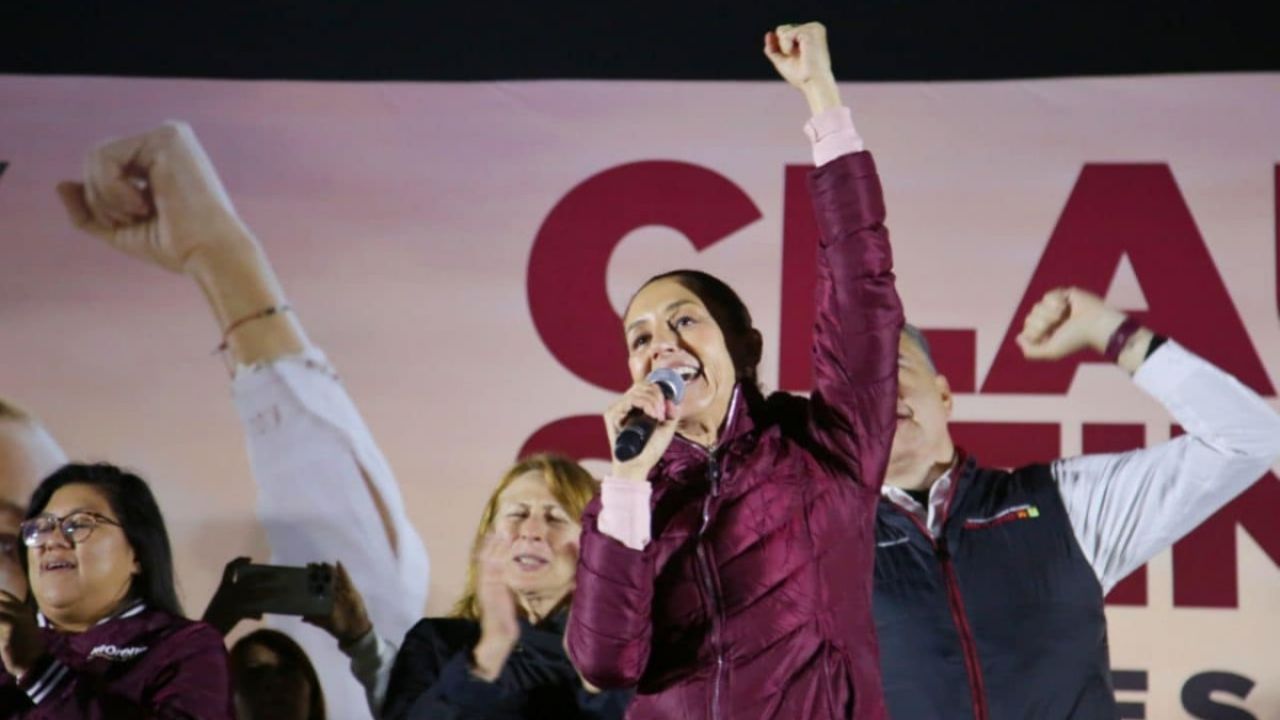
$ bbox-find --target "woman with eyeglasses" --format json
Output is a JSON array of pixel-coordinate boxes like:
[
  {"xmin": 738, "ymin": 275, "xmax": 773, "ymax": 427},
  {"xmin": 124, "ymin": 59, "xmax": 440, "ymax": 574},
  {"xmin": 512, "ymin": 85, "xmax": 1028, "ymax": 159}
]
[{"xmin": 0, "ymin": 463, "xmax": 234, "ymax": 718}]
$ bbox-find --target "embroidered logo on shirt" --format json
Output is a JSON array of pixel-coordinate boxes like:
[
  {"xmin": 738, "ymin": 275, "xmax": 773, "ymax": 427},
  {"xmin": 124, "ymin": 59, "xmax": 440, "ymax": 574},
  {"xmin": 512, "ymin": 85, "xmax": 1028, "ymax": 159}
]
[
  {"xmin": 963, "ymin": 504, "xmax": 1040, "ymax": 530},
  {"xmin": 88, "ymin": 644, "xmax": 148, "ymax": 662}
]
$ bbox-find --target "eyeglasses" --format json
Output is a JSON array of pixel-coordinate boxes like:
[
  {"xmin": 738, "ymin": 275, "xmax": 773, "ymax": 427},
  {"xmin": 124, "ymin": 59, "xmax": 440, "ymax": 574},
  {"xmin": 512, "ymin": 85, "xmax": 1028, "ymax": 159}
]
[{"xmin": 19, "ymin": 511, "xmax": 123, "ymax": 548}]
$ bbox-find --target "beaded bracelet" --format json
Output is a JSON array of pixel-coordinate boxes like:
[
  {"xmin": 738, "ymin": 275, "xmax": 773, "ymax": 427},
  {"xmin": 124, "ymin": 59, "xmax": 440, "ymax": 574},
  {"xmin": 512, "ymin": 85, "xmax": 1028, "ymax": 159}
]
[{"xmin": 214, "ymin": 303, "xmax": 292, "ymax": 354}]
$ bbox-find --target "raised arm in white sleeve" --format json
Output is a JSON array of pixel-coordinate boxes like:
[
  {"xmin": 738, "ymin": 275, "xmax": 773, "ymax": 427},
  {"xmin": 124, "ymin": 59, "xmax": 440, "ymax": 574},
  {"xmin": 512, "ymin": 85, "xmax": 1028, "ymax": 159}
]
[
  {"xmin": 1053, "ymin": 340, "xmax": 1280, "ymax": 593},
  {"xmin": 50, "ymin": 122, "xmax": 427, "ymax": 720},
  {"xmin": 234, "ymin": 349, "xmax": 428, "ymax": 718}
]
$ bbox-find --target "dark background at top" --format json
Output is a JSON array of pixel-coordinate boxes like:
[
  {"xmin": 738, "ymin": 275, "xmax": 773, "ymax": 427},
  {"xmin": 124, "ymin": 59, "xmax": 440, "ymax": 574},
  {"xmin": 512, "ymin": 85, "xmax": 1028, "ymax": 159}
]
[{"xmin": 2, "ymin": 1, "xmax": 1275, "ymax": 81}]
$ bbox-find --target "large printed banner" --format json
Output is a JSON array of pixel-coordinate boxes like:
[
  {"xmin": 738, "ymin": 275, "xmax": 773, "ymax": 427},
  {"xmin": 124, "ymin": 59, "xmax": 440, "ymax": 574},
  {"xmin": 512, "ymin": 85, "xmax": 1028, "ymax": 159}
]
[{"xmin": 2, "ymin": 74, "xmax": 1279, "ymax": 717}]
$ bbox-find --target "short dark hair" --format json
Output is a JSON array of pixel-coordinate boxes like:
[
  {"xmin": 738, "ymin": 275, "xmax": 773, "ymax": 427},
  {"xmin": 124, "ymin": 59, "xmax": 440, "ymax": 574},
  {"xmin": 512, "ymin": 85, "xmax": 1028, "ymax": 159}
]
[
  {"xmin": 902, "ymin": 323, "xmax": 937, "ymax": 373},
  {"xmin": 21, "ymin": 463, "xmax": 183, "ymax": 617},
  {"xmin": 231, "ymin": 628, "xmax": 326, "ymax": 720},
  {"xmin": 634, "ymin": 270, "xmax": 763, "ymax": 389}
]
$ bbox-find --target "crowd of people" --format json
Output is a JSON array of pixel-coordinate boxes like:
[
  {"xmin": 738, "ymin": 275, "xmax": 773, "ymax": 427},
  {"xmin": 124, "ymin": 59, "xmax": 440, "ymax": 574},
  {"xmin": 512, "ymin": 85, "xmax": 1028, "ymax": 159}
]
[{"xmin": 2, "ymin": 22, "xmax": 1278, "ymax": 720}]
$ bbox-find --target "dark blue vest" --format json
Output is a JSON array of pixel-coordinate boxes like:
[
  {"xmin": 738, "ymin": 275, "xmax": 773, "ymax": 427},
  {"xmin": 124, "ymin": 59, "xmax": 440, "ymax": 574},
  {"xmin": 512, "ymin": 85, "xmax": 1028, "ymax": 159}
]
[{"xmin": 873, "ymin": 454, "xmax": 1117, "ymax": 720}]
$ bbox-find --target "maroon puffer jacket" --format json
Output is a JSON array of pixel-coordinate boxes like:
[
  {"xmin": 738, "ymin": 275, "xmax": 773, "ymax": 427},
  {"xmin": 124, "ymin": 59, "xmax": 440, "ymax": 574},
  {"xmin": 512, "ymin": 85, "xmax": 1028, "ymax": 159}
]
[{"xmin": 568, "ymin": 150, "xmax": 902, "ymax": 720}]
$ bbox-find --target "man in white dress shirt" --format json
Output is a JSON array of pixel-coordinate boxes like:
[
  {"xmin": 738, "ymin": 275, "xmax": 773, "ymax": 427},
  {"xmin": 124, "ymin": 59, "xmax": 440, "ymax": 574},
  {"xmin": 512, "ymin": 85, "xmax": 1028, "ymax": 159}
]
[{"xmin": 874, "ymin": 287, "xmax": 1280, "ymax": 719}]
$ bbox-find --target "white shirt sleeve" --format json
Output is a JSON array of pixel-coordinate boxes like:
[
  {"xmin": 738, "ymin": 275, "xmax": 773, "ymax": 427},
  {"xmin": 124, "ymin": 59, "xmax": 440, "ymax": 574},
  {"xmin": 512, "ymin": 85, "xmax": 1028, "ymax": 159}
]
[
  {"xmin": 1053, "ymin": 340, "xmax": 1280, "ymax": 594},
  {"xmin": 232, "ymin": 348, "xmax": 429, "ymax": 719},
  {"xmin": 340, "ymin": 629, "xmax": 400, "ymax": 716}
]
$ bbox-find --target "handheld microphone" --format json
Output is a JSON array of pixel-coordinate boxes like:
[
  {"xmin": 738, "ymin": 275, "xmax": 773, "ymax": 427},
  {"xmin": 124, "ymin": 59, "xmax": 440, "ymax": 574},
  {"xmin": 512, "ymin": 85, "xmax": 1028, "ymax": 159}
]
[{"xmin": 613, "ymin": 367, "xmax": 686, "ymax": 462}]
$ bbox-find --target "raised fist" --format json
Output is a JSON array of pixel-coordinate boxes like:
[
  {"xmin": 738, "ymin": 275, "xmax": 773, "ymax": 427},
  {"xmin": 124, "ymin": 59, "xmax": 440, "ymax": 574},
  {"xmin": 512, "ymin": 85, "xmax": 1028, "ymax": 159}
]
[
  {"xmin": 1016, "ymin": 287, "xmax": 1129, "ymax": 360},
  {"xmin": 763, "ymin": 22, "xmax": 834, "ymax": 91},
  {"xmin": 57, "ymin": 122, "xmax": 246, "ymax": 274}
]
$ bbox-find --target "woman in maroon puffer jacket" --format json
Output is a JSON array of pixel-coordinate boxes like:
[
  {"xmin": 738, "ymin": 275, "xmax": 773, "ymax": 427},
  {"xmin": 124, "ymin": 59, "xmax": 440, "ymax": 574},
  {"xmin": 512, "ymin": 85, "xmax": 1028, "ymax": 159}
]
[{"xmin": 567, "ymin": 22, "xmax": 904, "ymax": 720}]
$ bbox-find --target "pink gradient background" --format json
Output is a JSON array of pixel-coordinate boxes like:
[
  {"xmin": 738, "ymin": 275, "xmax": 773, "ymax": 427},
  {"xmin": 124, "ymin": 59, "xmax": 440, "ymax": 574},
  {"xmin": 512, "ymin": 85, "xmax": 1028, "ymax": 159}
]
[{"xmin": 2, "ymin": 74, "xmax": 1279, "ymax": 714}]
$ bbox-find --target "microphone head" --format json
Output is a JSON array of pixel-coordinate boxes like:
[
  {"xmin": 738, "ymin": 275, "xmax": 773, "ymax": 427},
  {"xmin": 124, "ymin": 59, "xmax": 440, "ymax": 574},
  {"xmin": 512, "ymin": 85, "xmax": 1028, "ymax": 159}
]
[
  {"xmin": 646, "ymin": 367, "xmax": 686, "ymax": 404},
  {"xmin": 613, "ymin": 426, "xmax": 647, "ymax": 462}
]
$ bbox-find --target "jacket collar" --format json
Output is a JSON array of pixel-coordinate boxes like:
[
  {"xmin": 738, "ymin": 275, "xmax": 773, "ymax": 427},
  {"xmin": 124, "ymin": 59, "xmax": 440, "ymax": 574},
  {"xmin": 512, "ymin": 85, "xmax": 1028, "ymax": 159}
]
[
  {"xmin": 663, "ymin": 383, "xmax": 759, "ymax": 467},
  {"xmin": 524, "ymin": 605, "xmax": 570, "ymax": 635},
  {"xmin": 39, "ymin": 601, "xmax": 166, "ymax": 663},
  {"xmin": 879, "ymin": 448, "xmax": 978, "ymax": 538},
  {"xmin": 36, "ymin": 598, "xmax": 147, "ymax": 630}
]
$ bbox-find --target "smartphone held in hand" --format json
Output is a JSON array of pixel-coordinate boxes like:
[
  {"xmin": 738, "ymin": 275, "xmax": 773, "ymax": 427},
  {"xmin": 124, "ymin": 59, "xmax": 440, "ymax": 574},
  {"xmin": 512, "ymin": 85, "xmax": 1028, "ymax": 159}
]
[{"xmin": 230, "ymin": 562, "xmax": 335, "ymax": 618}]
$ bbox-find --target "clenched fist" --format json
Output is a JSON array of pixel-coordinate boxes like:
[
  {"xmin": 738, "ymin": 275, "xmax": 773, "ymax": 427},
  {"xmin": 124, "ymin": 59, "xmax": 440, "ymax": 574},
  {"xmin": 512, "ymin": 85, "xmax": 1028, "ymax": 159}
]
[
  {"xmin": 56, "ymin": 121, "xmax": 247, "ymax": 275},
  {"xmin": 763, "ymin": 22, "xmax": 841, "ymax": 115},
  {"xmin": 1016, "ymin": 287, "xmax": 1152, "ymax": 371}
]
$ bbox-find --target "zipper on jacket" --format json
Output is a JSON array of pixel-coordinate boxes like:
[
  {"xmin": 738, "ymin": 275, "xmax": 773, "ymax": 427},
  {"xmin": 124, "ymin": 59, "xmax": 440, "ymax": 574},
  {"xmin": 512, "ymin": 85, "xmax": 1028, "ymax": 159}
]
[
  {"xmin": 696, "ymin": 450, "xmax": 727, "ymax": 712},
  {"xmin": 936, "ymin": 537, "xmax": 989, "ymax": 720},
  {"xmin": 683, "ymin": 439, "xmax": 726, "ymax": 720},
  {"xmin": 887, "ymin": 505, "xmax": 990, "ymax": 720},
  {"xmin": 677, "ymin": 387, "xmax": 738, "ymax": 720}
]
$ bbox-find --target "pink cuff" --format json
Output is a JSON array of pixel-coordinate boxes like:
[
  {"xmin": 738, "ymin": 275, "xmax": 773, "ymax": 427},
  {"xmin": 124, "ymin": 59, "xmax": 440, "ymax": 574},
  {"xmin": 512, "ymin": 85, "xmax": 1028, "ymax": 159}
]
[
  {"xmin": 804, "ymin": 106, "xmax": 865, "ymax": 166},
  {"xmin": 598, "ymin": 476, "xmax": 652, "ymax": 551}
]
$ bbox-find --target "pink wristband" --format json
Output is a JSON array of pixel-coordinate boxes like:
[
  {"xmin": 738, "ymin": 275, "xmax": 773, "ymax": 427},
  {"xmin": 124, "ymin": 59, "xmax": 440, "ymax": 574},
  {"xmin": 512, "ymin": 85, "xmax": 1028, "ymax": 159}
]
[
  {"xmin": 598, "ymin": 476, "xmax": 652, "ymax": 551},
  {"xmin": 1104, "ymin": 316, "xmax": 1142, "ymax": 362}
]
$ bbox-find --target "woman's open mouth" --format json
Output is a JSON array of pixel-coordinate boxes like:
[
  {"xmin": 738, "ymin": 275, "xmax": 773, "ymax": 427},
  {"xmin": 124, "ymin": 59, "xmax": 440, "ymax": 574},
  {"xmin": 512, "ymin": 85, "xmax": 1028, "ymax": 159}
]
[
  {"xmin": 513, "ymin": 554, "xmax": 549, "ymax": 571},
  {"xmin": 666, "ymin": 364, "xmax": 702, "ymax": 384}
]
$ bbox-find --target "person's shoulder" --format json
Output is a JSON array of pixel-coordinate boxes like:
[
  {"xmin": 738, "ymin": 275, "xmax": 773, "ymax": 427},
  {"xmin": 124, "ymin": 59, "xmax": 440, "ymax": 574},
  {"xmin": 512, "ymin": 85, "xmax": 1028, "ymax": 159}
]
[
  {"xmin": 970, "ymin": 460, "xmax": 1058, "ymax": 498},
  {"xmin": 762, "ymin": 388, "xmax": 803, "ymax": 408},
  {"xmin": 405, "ymin": 616, "xmax": 480, "ymax": 651},
  {"xmin": 763, "ymin": 389, "xmax": 808, "ymax": 419},
  {"xmin": 1003, "ymin": 462, "xmax": 1056, "ymax": 484},
  {"xmin": 136, "ymin": 607, "xmax": 196, "ymax": 630},
  {"xmin": 142, "ymin": 612, "xmax": 227, "ymax": 654},
  {"xmin": 88, "ymin": 609, "xmax": 226, "ymax": 669}
]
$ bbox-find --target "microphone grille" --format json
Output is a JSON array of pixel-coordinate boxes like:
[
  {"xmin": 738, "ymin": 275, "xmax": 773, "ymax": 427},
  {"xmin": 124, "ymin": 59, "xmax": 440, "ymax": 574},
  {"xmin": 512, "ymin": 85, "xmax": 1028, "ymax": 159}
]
[{"xmin": 646, "ymin": 368, "xmax": 686, "ymax": 404}]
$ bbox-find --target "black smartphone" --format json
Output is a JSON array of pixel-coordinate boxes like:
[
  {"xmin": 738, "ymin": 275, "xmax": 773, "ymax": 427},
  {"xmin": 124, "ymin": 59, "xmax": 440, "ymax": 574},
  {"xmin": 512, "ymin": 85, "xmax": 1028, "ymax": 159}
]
[{"xmin": 231, "ymin": 562, "xmax": 335, "ymax": 618}]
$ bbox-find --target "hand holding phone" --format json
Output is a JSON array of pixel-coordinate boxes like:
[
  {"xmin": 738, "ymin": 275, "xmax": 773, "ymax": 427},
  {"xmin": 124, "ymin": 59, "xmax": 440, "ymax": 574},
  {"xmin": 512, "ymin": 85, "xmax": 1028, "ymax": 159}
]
[
  {"xmin": 300, "ymin": 561, "xmax": 373, "ymax": 646},
  {"xmin": 202, "ymin": 557, "xmax": 335, "ymax": 635}
]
